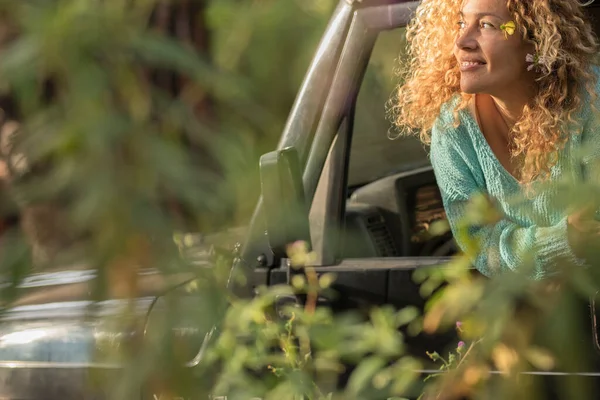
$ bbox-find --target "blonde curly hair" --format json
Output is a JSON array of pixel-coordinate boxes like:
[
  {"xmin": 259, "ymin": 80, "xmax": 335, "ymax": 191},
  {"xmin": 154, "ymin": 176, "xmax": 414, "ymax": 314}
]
[{"xmin": 391, "ymin": 0, "xmax": 599, "ymax": 183}]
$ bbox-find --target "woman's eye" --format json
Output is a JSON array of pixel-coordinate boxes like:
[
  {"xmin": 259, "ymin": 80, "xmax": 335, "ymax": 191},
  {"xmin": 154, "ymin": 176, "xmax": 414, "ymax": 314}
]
[
  {"xmin": 480, "ymin": 21, "xmax": 494, "ymax": 29},
  {"xmin": 457, "ymin": 20, "xmax": 466, "ymax": 29}
]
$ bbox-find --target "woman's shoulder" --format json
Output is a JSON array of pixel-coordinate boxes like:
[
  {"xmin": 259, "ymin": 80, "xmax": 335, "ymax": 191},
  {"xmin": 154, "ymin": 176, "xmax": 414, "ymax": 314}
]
[
  {"xmin": 429, "ymin": 95, "xmax": 483, "ymax": 174},
  {"xmin": 434, "ymin": 95, "xmax": 460, "ymax": 127},
  {"xmin": 429, "ymin": 96, "xmax": 484, "ymax": 196},
  {"xmin": 431, "ymin": 95, "xmax": 475, "ymax": 148}
]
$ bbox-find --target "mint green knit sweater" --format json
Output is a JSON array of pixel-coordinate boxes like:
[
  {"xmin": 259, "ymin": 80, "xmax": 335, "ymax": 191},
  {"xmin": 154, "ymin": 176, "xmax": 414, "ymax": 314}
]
[{"xmin": 430, "ymin": 84, "xmax": 600, "ymax": 279}]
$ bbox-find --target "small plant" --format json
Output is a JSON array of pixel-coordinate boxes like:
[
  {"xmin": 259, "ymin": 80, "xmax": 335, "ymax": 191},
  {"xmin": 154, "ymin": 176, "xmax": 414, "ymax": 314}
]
[
  {"xmin": 418, "ymin": 322, "xmax": 481, "ymax": 400},
  {"xmin": 203, "ymin": 240, "xmax": 424, "ymax": 400}
]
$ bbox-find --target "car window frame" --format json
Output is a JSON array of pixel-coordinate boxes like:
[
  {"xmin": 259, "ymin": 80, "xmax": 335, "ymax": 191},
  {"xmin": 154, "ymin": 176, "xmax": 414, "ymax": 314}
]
[
  {"xmin": 308, "ymin": 1, "xmax": 427, "ymax": 267},
  {"xmin": 239, "ymin": 0, "xmax": 356, "ymax": 274}
]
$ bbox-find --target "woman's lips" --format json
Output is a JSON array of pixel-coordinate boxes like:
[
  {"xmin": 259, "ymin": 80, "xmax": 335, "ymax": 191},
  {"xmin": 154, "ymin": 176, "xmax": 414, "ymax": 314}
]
[{"xmin": 459, "ymin": 61, "xmax": 486, "ymax": 72}]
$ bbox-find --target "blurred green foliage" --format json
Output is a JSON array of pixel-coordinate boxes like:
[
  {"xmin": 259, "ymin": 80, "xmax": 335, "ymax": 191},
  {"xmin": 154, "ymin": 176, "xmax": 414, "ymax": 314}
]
[{"xmin": 1, "ymin": 1, "xmax": 600, "ymax": 400}]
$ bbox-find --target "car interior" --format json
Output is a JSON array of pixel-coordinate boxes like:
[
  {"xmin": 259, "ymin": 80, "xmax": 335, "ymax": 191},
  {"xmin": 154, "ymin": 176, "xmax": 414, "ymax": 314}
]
[
  {"xmin": 337, "ymin": 23, "xmax": 454, "ymax": 260},
  {"xmin": 337, "ymin": 1, "xmax": 600, "ymax": 260}
]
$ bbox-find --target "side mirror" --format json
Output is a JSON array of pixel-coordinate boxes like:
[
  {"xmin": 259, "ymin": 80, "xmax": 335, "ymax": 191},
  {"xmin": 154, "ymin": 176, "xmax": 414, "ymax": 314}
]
[{"xmin": 259, "ymin": 147, "xmax": 310, "ymax": 257}]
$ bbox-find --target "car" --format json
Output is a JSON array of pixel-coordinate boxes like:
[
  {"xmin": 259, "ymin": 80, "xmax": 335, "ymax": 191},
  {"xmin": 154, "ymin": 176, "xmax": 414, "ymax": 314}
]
[{"xmin": 3, "ymin": 0, "xmax": 600, "ymax": 399}]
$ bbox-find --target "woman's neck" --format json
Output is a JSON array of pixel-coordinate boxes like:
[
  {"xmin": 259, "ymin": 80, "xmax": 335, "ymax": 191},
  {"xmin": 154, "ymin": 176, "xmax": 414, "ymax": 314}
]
[
  {"xmin": 492, "ymin": 98, "xmax": 519, "ymax": 128},
  {"xmin": 489, "ymin": 84, "xmax": 536, "ymax": 131}
]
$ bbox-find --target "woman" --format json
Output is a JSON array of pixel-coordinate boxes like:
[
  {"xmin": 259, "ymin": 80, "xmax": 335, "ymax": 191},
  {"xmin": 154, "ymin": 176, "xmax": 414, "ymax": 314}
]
[{"xmin": 393, "ymin": 0, "xmax": 600, "ymax": 279}]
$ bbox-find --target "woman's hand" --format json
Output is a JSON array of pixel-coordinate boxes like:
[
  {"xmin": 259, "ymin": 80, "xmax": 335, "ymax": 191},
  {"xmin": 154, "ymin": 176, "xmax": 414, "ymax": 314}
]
[{"xmin": 567, "ymin": 204, "xmax": 600, "ymax": 260}]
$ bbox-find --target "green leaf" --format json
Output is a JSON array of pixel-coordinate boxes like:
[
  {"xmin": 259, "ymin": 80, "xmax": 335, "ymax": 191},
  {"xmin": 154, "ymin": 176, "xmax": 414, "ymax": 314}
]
[
  {"xmin": 0, "ymin": 37, "xmax": 40, "ymax": 80},
  {"xmin": 395, "ymin": 306, "xmax": 420, "ymax": 328},
  {"xmin": 390, "ymin": 357, "xmax": 423, "ymax": 395},
  {"xmin": 346, "ymin": 356, "xmax": 386, "ymax": 395},
  {"xmin": 525, "ymin": 347, "xmax": 555, "ymax": 371},
  {"xmin": 318, "ymin": 273, "xmax": 336, "ymax": 289},
  {"xmin": 429, "ymin": 219, "xmax": 450, "ymax": 236}
]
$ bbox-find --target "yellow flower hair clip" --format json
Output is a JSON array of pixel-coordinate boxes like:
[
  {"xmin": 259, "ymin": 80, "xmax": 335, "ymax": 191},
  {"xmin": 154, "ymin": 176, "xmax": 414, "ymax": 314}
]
[{"xmin": 500, "ymin": 21, "xmax": 516, "ymax": 39}]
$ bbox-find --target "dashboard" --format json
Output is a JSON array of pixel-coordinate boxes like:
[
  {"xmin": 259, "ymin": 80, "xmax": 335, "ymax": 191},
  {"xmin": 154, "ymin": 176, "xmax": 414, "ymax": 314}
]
[{"xmin": 342, "ymin": 166, "xmax": 455, "ymax": 258}]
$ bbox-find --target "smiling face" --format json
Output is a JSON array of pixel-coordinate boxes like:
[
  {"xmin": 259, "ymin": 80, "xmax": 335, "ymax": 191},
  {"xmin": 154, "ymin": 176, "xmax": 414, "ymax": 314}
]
[{"xmin": 454, "ymin": 0, "xmax": 534, "ymax": 96}]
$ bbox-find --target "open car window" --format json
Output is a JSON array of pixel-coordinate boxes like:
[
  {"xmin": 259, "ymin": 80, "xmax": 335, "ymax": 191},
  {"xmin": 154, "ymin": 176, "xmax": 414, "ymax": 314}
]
[
  {"xmin": 341, "ymin": 26, "xmax": 453, "ymax": 260},
  {"xmin": 348, "ymin": 27, "xmax": 429, "ymax": 188}
]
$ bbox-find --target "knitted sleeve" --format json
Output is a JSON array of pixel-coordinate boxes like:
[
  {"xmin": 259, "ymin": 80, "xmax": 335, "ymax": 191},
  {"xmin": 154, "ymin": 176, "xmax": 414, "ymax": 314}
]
[{"xmin": 430, "ymin": 120, "xmax": 583, "ymax": 279}]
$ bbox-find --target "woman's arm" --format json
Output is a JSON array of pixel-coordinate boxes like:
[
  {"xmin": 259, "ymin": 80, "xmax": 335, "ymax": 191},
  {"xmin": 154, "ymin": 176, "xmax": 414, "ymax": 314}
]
[
  {"xmin": 441, "ymin": 196, "xmax": 582, "ymax": 279},
  {"xmin": 430, "ymin": 123, "xmax": 584, "ymax": 279}
]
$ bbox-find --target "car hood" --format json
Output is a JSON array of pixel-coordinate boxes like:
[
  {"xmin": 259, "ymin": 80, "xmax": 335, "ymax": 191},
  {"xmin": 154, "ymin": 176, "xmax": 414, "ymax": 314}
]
[{"xmin": 0, "ymin": 267, "xmax": 200, "ymax": 400}]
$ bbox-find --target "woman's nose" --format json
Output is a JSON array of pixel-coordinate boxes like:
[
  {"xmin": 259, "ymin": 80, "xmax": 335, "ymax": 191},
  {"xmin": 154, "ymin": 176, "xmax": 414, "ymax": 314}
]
[{"xmin": 455, "ymin": 28, "xmax": 478, "ymax": 50}]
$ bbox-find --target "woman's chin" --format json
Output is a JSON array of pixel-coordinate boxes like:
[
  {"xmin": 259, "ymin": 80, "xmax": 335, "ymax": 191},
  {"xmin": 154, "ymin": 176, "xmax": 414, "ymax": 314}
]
[
  {"xmin": 459, "ymin": 84, "xmax": 482, "ymax": 95},
  {"xmin": 460, "ymin": 84, "xmax": 487, "ymax": 94},
  {"xmin": 459, "ymin": 76, "xmax": 488, "ymax": 94}
]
